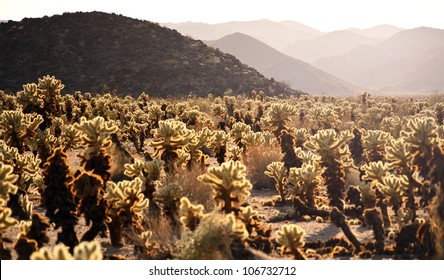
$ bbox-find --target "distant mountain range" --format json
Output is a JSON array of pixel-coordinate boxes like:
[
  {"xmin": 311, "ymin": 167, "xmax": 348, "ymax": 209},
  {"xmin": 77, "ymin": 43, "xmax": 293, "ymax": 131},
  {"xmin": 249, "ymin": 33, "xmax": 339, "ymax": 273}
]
[
  {"xmin": 164, "ymin": 20, "xmax": 322, "ymax": 51},
  {"xmin": 0, "ymin": 12, "xmax": 299, "ymax": 97},
  {"xmin": 207, "ymin": 33, "xmax": 360, "ymax": 95},
  {"xmin": 314, "ymin": 27, "xmax": 444, "ymax": 93},
  {"xmin": 169, "ymin": 20, "xmax": 444, "ymax": 94}
]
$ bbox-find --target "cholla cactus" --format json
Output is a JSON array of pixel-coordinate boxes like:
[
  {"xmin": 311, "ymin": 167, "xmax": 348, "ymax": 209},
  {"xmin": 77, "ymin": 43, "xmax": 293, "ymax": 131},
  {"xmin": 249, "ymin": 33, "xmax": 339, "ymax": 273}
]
[
  {"xmin": 153, "ymin": 178, "xmax": 182, "ymax": 222},
  {"xmin": 0, "ymin": 142, "xmax": 41, "ymax": 218},
  {"xmin": 150, "ymin": 119, "xmax": 194, "ymax": 171},
  {"xmin": 19, "ymin": 76, "xmax": 64, "ymax": 130},
  {"xmin": 179, "ymin": 197, "xmax": 205, "ymax": 230},
  {"xmin": 0, "ymin": 163, "xmax": 18, "ymax": 201},
  {"xmin": 124, "ymin": 121, "xmax": 150, "ymax": 153},
  {"xmin": 377, "ymin": 174, "xmax": 408, "ymax": 213},
  {"xmin": 357, "ymin": 183, "xmax": 376, "ymax": 209},
  {"xmin": 124, "ymin": 158, "xmax": 164, "ymax": 202},
  {"xmin": 386, "ymin": 138, "xmax": 421, "ymax": 221},
  {"xmin": 184, "ymin": 128, "xmax": 214, "ymax": 169},
  {"xmin": 30, "ymin": 241, "xmax": 103, "ymax": 260},
  {"xmin": 42, "ymin": 147, "xmax": 79, "ymax": 250},
  {"xmin": 62, "ymin": 125, "xmax": 82, "ymax": 151},
  {"xmin": 105, "ymin": 178, "xmax": 149, "ymax": 247},
  {"xmin": 361, "ymin": 161, "xmax": 391, "ymax": 183},
  {"xmin": 212, "ymin": 130, "xmax": 229, "ymax": 164},
  {"xmin": 0, "ymin": 110, "xmax": 43, "ymax": 153},
  {"xmin": 0, "ymin": 202, "xmax": 19, "ymax": 259},
  {"xmin": 304, "ymin": 129, "xmax": 353, "ymax": 210},
  {"xmin": 288, "ymin": 160, "xmax": 324, "ymax": 207},
  {"xmin": 176, "ymin": 212, "xmax": 248, "ymax": 259},
  {"xmin": 265, "ymin": 161, "xmax": 288, "ymax": 203},
  {"xmin": 275, "ymin": 224, "xmax": 306, "ymax": 260},
  {"xmin": 241, "ymin": 131, "xmax": 265, "ymax": 151},
  {"xmin": 75, "ymin": 116, "xmax": 118, "ymax": 181},
  {"xmin": 263, "ymin": 102, "xmax": 297, "ymax": 137},
  {"xmin": 198, "ymin": 160, "xmax": 252, "ymax": 214},
  {"xmin": 230, "ymin": 122, "xmax": 251, "ymax": 150},
  {"xmin": 294, "ymin": 128, "xmax": 310, "ymax": 148},
  {"xmin": 228, "ymin": 145, "xmax": 244, "ymax": 161},
  {"xmin": 401, "ymin": 117, "xmax": 437, "ymax": 178},
  {"xmin": 362, "ymin": 130, "xmax": 391, "ymax": 162},
  {"xmin": 279, "ymin": 129, "xmax": 302, "ymax": 170},
  {"xmin": 381, "ymin": 116, "xmax": 403, "ymax": 137},
  {"xmin": 350, "ymin": 127, "xmax": 365, "ymax": 166},
  {"xmin": 74, "ymin": 172, "xmax": 108, "ymax": 242}
]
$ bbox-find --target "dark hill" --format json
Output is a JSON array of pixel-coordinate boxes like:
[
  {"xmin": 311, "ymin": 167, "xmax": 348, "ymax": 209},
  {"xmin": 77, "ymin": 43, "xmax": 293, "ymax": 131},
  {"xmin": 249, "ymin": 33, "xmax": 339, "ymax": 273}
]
[{"xmin": 0, "ymin": 12, "xmax": 299, "ymax": 97}]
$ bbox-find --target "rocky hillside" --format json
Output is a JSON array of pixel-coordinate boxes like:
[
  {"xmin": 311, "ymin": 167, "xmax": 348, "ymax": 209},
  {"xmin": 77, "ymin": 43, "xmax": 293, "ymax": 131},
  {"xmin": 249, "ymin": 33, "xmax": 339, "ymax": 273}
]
[{"xmin": 0, "ymin": 12, "xmax": 300, "ymax": 97}]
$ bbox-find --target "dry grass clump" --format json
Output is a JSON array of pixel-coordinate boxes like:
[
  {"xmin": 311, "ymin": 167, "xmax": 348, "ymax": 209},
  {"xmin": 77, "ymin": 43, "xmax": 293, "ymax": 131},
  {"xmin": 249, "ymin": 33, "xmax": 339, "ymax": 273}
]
[{"xmin": 243, "ymin": 143, "xmax": 283, "ymax": 190}]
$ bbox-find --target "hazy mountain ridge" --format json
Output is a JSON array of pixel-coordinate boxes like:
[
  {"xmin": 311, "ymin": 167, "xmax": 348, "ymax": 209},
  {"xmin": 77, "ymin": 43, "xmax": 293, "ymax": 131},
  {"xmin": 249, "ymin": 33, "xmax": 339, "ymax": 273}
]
[
  {"xmin": 0, "ymin": 12, "xmax": 300, "ymax": 97},
  {"xmin": 164, "ymin": 20, "xmax": 322, "ymax": 51},
  {"xmin": 314, "ymin": 27, "xmax": 444, "ymax": 93},
  {"xmin": 207, "ymin": 32, "xmax": 361, "ymax": 95},
  {"xmin": 282, "ymin": 30, "xmax": 383, "ymax": 63}
]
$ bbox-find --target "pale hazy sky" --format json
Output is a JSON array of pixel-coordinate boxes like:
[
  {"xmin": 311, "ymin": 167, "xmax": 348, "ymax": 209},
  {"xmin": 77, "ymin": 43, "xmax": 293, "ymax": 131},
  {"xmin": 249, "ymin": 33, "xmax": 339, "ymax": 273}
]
[{"xmin": 1, "ymin": 0, "xmax": 443, "ymax": 31}]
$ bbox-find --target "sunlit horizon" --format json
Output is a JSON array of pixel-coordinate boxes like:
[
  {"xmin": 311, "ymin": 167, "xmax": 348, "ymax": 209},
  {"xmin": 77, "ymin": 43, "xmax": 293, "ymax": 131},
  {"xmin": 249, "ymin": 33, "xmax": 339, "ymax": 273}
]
[{"xmin": 1, "ymin": 0, "xmax": 444, "ymax": 32}]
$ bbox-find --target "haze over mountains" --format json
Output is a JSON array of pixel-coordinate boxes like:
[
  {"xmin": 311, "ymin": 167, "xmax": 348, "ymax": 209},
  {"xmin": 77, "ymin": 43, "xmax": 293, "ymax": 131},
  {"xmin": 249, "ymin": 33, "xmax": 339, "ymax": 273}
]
[
  {"xmin": 207, "ymin": 33, "xmax": 360, "ymax": 95},
  {"xmin": 314, "ymin": 27, "xmax": 444, "ymax": 93},
  {"xmin": 164, "ymin": 20, "xmax": 322, "ymax": 51}
]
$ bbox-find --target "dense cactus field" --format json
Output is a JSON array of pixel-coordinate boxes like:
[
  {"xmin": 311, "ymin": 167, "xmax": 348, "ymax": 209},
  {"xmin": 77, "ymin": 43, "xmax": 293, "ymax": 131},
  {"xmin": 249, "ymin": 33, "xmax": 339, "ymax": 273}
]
[{"xmin": 1, "ymin": 75, "xmax": 443, "ymax": 260}]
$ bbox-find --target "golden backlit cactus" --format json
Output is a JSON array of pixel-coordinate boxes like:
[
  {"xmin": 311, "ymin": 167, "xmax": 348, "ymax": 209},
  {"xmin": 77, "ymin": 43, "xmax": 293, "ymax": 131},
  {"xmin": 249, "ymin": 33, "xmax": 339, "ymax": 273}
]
[
  {"xmin": 0, "ymin": 163, "xmax": 19, "ymax": 201},
  {"xmin": 386, "ymin": 138, "xmax": 414, "ymax": 171},
  {"xmin": 362, "ymin": 130, "xmax": 391, "ymax": 162},
  {"xmin": 62, "ymin": 125, "xmax": 82, "ymax": 151},
  {"xmin": 386, "ymin": 138, "xmax": 421, "ymax": 221},
  {"xmin": 123, "ymin": 121, "xmax": 150, "ymax": 153},
  {"xmin": 179, "ymin": 197, "xmax": 205, "ymax": 231},
  {"xmin": 212, "ymin": 130, "xmax": 229, "ymax": 164},
  {"xmin": 228, "ymin": 145, "xmax": 244, "ymax": 161},
  {"xmin": 304, "ymin": 129, "xmax": 353, "ymax": 210},
  {"xmin": 176, "ymin": 212, "xmax": 248, "ymax": 260},
  {"xmin": 230, "ymin": 122, "xmax": 251, "ymax": 149},
  {"xmin": 361, "ymin": 161, "xmax": 391, "ymax": 183},
  {"xmin": 0, "ymin": 202, "xmax": 18, "ymax": 259},
  {"xmin": 153, "ymin": 178, "xmax": 182, "ymax": 222},
  {"xmin": 241, "ymin": 131, "xmax": 265, "ymax": 150},
  {"xmin": 75, "ymin": 116, "xmax": 118, "ymax": 181},
  {"xmin": 198, "ymin": 160, "xmax": 252, "ymax": 214},
  {"xmin": 105, "ymin": 178, "xmax": 149, "ymax": 247},
  {"xmin": 18, "ymin": 76, "xmax": 64, "ymax": 130},
  {"xmin": 0, "ymin": 110, "xmax": 43, "ymax": 153},
  {"xmin": 73, "ymin": 172, "xmax": 108, "ymax": 242},
  {"xmin": 124, "ymin": 158, "xmax": 165, "ymax": 202},
  {"xmin": 288, "ymin": 160, "xmax": 324, "ymax": 207},
  {"xmin": 265, "ymin": 161, "xmax": 288, "ymax": 203},
  {"xmin": 263, "ymin": 102, "xmax": 297, "ymax": 137},
  {"xmin": 75, "ymin": 116, "xmax": 118, "ymax": 161},
  {"xmin": 42, "ymin": 147, "xmax": 79, "ymax": 250},
  {"xmin": 377, "ymin": 174, "xmax": 408, "ymax": 213},
  {"xmin": 184, "ymin": 127, "xmax": 214, "ymax": 169},
  {"xmin": 0, "ymin": 163, "xmax": 19, "ymax": 259},
  {"xmin": 401, "ymin": 117, "xmax": 437, "ymax": 177},
  {"xmin": 0, "ymin": 142, "xmax": 41, "ymax": 219},
  {"xmin": 150, "ymin": 119, "xmax": 194, "ymax": 170},
  {"xmin": 275, "ymin": 224, "xmax": 306, "ymax": 260},
  {"xmin": 30, "ymin": 241, "xmax": 103, "ymax": 260},
  {"xmin": 293, "ymin": 128, "xmax": 310, "ymax": 148},
  {"xmin": 357, "ymin": 183, "xmax": 376, "ymax": 208}
]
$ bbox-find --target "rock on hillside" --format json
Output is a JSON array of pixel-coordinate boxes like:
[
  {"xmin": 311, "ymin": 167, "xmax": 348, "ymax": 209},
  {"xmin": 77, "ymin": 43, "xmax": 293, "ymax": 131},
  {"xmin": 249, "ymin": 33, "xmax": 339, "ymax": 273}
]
[{"xmin": 0, "ymin": 12, "xmax": 300, "ymax": 97}]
